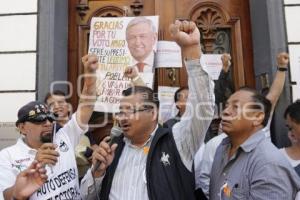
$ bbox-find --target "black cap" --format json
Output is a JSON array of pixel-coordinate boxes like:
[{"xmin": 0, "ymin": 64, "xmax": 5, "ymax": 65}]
[{"xmin": 16, "ymin": 101, "xmax": 56, "ymax": 126}]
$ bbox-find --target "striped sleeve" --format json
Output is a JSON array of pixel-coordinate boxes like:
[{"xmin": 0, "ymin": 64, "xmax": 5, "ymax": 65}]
[
  {"xmin": 80, "ymin": 168, "xmax": 104, "ymax": 200},
  {"xmin": 172, "ymin": 59, "xmax": 215, "ymax": 171}
]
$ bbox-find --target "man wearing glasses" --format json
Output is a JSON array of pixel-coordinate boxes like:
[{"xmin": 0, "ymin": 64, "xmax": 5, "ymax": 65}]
[
  {"xmin": 0, "ymin": 54, "xmax": 98, "ymax": 200},
  {"xmin": 80, "ymin": 20, "xmax": 215, "ymax": 200}
]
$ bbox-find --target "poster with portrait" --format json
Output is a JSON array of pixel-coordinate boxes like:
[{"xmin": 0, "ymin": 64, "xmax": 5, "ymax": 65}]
[{"xmin": 88, "ymin": 16, "xmax": 159, "ymax": 112}]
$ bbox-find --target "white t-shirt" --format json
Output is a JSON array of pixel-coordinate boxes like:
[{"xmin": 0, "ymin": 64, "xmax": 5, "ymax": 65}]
[
  {"xmin": 0, "ymin": 114, "xmax": 86, "ymax": 200},
  {"xmin": 279, "ymin": 148, "xmax": 300, "ymax": 167},
  {"xmin": 194, "ymin": 133, "xmax": 227, "ymax": 195}
]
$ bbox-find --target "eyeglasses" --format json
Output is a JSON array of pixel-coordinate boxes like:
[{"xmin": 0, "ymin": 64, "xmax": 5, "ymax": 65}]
[
  {"xmin": 115, "ymin": 106, "xmax": 153, "ymax": 117},
  {"xmin": 127, "ymin": 33, "xmax": 153, "ymax": 42}
]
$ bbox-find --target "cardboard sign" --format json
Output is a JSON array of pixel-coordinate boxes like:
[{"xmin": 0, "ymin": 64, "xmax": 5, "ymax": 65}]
[{"xmin": 88, "ymin": 16, "xmax": 159, "ymax": 112}]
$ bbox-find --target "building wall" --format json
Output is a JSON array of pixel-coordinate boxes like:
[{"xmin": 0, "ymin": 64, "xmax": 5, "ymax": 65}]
[
  {"xmin": 0, "ymin": 0, "xmax": 38, "ymax": 147},
  {"xmin": 284, "ymin": 0, "xmax": 300, "ymax": 101},
  {"xmin": 248, "ymin": 0, "xmax": 300, "ymax": 147},
  {"xmin": 0, "ymin": 0, "xmax": 68, "ymax": 149}
]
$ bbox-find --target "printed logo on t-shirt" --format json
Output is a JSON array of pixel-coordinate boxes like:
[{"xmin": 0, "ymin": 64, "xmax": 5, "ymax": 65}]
[
  {"xmin": 12, "ymin": 157, "xmax": 31, "ymax": 171},
  {"xmin": 59, "ymin": 140, "xmax": 69, "ymax": 152},
  {"xmin": 12, "ymin": 163, "xmax": 27, "ymax": 172}
]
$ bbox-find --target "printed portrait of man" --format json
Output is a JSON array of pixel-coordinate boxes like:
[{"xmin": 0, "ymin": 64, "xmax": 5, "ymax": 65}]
[{"xmin": 126, "ymin": 17, "xmax": 158, "ymax": 73}]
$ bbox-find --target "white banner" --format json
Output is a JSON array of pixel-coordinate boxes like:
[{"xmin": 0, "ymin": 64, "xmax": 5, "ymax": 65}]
[
  {"xmin": 155, "ymin": 41, "xmax": 182, "ymax": 68},
  {"xmin": 200, "ymin": 54, "xmax": 223, "ymax": 80},
  {"xmin": 158, "ymin": 86, "xmax": 179, "ymax": 124}
]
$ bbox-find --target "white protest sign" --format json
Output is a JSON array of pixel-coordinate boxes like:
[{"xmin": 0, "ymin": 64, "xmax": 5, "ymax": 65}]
[
  {"xmin": 200, "ymin": 54, "xmax": 223, "ymax": 80},
  {"xmin": 88, "ymin": 16, "xmax": 159, "ymax": 112},
  {"xmin": 155, "ymin": 41, "xmax": 182, "ymax": 68},
  {"xmin": 158, "ymin": 86, "xmax": 179, "ymax": 124}
]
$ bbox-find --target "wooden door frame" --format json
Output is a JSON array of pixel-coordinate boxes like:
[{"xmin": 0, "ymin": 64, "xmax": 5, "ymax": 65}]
[
  {"xmin": 68, "ymin": 0, "xmax": 255, "ymax": 109},
  {"xmin": 189, "ymin": 1, "xmax": 253, "ymax": 90}
]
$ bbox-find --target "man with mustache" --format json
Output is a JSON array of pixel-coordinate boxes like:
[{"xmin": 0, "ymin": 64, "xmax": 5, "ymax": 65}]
[
  {"xmin": 0, "ymin": 54, "xmax": 98, "ymax": 200},
  {"xmin": 80, "ymin": 20, "xmax": 215, "ymax": 200}
]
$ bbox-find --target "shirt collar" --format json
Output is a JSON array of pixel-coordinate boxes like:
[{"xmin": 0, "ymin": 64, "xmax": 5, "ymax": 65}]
[
  {"xmin": 220, "ymin": 136, "xmax": 231, "ymax": 146},
  {"xmin": 124, "ymin": 124, "xmax": 158, "ymax": 148},
  {"xmin": 240, "ymin": 129, "xmax": 266, "ymax": 152},
  {"xmin": 220, "ymin": 128, "xmax": 267, "ymax": 153}
]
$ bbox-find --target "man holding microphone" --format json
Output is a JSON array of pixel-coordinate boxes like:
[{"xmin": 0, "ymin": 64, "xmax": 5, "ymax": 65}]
[{"xmin": 0, "ymin": 54, "xmax": 98, "ymax": 200}]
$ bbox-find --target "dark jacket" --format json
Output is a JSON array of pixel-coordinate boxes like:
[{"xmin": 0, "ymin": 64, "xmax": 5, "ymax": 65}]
[
  {"xmin": 99, "ymin": 126, "xmax": 197, "ymax": 200},
  {"xmin": 163, "ymin": 115, "xmax": 180, "ymax": 129}
]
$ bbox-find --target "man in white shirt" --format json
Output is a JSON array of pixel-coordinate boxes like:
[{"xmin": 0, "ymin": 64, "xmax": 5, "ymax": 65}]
[
  {"xmin": 80, "ymin": 20, "xmax": 215, "ymax": 200},
  {"xmin": 0, "ymin": 54, "xmax": 98, "ymax": 200}
]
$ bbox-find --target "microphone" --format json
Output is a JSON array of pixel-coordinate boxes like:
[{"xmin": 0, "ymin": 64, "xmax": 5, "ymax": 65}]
[
  {"xmin": 93, "ymin": 126, "xmax": 122, "ymax": 173},
  {"xmin": 47, "ymin": 122, "xmax": 57, "ymax": 174}
]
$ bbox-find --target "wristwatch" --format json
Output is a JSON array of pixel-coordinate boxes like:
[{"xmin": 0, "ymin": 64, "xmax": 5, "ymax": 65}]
[{"xmin": 277, "ymin": 67, "xmax": 288, "ymax": 72}]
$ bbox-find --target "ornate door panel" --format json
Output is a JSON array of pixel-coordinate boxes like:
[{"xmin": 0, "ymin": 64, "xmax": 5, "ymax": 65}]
[
  {"xmin": 68, "ymin": 0, "xmax": 254, "ymax": 136},
  {"xmin": 171, "ymin": 0, "xmax": 254, "ymax": 89}
]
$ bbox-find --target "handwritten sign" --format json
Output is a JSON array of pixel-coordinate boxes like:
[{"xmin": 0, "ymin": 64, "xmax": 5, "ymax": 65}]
[{"xmin": 88, "ymin": 16, "xmax": 159, "ymax": 112}]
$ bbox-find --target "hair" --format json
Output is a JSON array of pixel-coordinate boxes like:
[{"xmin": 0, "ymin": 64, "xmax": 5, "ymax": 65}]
[
  {"xmin": 174, "ymin": 86, "xmax": 189, "ymax": 103},
  {"xmin": 284, "ymin": 100, "xmax": 300, "ymax": 124},
  {"xmin": 238, "ymin": 87, "xmax": 272, "ymax": 127},
  {"xmin": 122, "ymin": 86, "xmax": 159, "ymax": 109},
  {"xmin": 126, "ymin": 17, "xmax": 156, "ymax": 36},
  {"xmin": 44, "ymin": 90, "xmax": 67, "ymax": 103}
]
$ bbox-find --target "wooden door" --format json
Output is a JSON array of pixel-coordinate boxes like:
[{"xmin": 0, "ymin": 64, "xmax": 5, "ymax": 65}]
[{"xmin": 68, "ymin": 0, "xmax": 254, "ymax": 141}]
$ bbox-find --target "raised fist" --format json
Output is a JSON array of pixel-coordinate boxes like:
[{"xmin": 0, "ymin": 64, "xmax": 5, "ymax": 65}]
[
  {"xmin": 221, "ymin": 53, "xmax": 231, "ymax": 73},
  {"xmin": 82, "ymin": 54, "xmax": 98, "ymax": 74},
  {"xmin": 169, "ymin": 20, "xmax": 200, "ymax": 48},
  {"xmin": 124, "ymin": 66, "xmax": 139, "ymax": 79}
]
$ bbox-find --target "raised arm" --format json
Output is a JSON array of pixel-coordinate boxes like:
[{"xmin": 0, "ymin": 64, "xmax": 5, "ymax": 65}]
[
  {"xmin": 124, "ymin": 66, "xmax": 146, "ymax": 86},
  {"xmin": 169, "ymin": 20, "xmax": 215, "ymax": 170},
  {"xmin": 76, "ymin": 55, "xmax": 98, "ymax": 129},
  {"xmin": 80, "ymin": 137, "xmax": 118, "ymax": 200},
  {"xmin": 266, "ymin": 52, "xmax": 289, "ymax": 110},
  {"xmin": 214, "ymin": 53, "xmax": 234, "ymax": 107}
]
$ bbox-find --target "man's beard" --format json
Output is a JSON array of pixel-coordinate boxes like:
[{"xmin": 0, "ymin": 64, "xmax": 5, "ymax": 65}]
[{"xmin": 40, "ymin": 133, "xmax": 53, "ymax": 143}]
